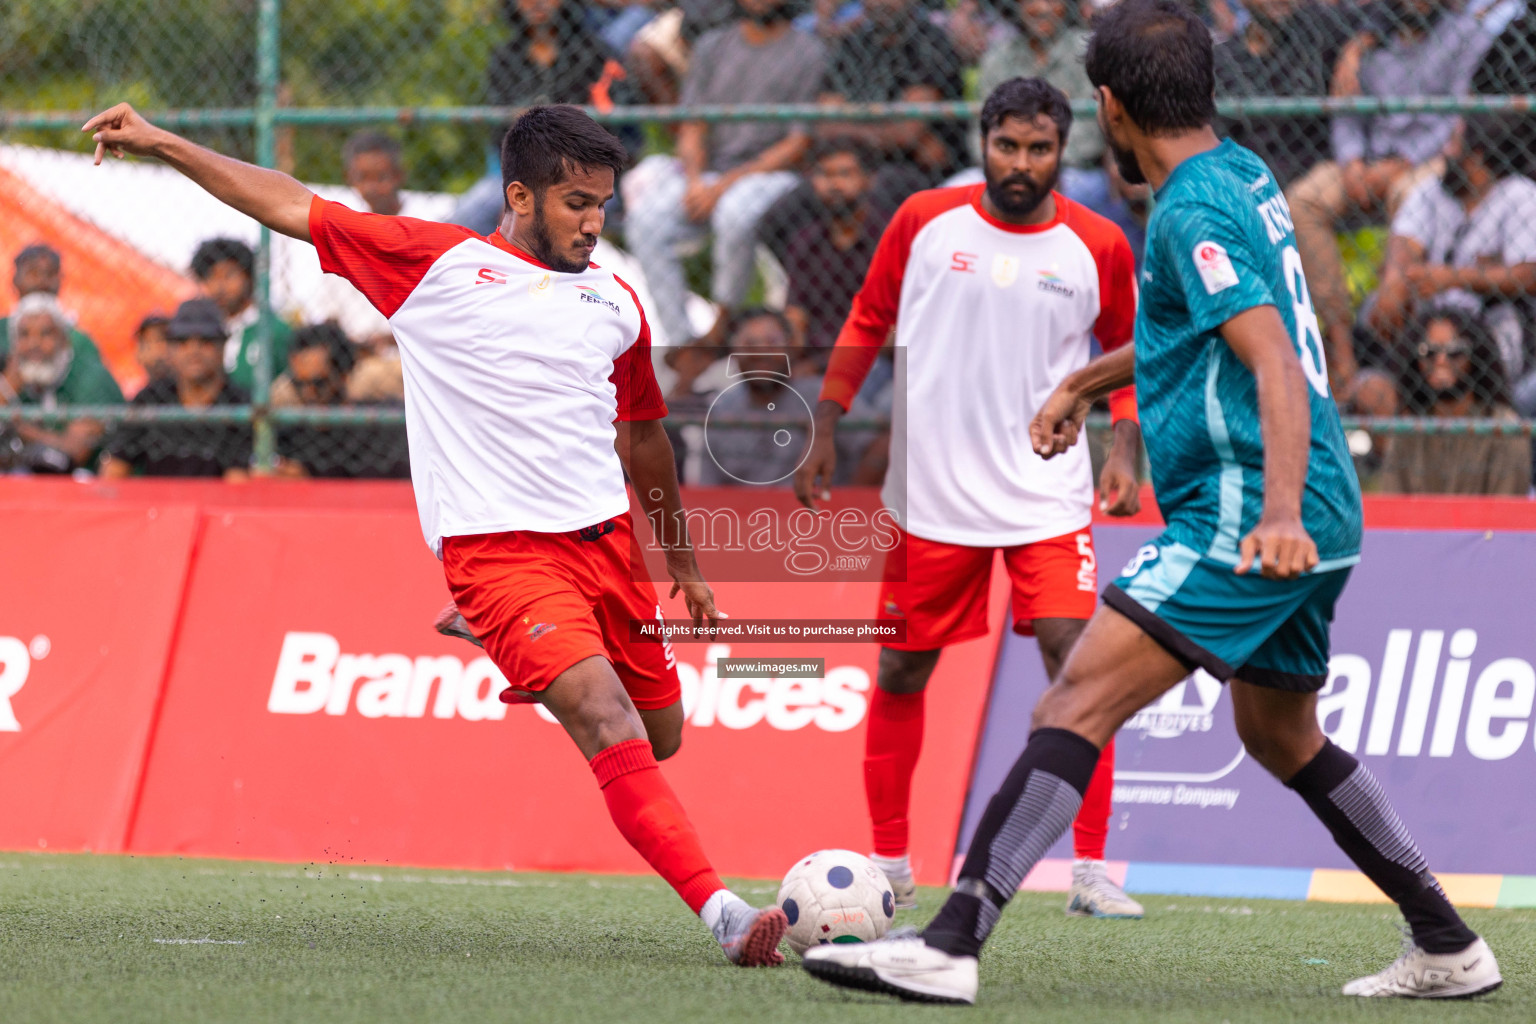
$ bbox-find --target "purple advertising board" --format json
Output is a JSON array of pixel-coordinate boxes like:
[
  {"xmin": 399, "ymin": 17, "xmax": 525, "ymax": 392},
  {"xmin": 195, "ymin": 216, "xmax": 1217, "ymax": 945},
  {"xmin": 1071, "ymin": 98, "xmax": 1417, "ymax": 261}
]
[{"xmin": 958, "ymin": 525, "xmax": 1536, "ymax": 897}]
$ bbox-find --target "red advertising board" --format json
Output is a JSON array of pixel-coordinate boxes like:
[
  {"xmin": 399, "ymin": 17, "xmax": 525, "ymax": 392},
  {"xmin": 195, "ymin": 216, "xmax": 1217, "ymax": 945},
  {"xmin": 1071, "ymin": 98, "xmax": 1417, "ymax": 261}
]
[
  {"xmin": 127, "ymin": 503, "xmax": 1007, "ymax": 885},
  {"xmin": 0, "ymin": 501, "xmax": 197, "ymax": 853}
]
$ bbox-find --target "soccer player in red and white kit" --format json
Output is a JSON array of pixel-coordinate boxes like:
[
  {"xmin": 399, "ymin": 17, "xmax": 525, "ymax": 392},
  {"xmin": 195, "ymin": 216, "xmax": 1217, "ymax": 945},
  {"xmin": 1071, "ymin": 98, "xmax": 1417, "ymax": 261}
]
[
  {"xmin": 795, "ymin": 78, "xmax": 1144, "ymax": 919},
  {"xmin": 82, "ymin": 102, "xmax": 789, "ymax": 966}
]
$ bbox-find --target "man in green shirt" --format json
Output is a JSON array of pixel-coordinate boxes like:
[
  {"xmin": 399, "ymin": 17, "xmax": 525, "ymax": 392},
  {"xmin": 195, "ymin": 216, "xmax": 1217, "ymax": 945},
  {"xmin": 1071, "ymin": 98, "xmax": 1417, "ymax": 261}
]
[
  {"xmin": 190, "ymin": 237, "xmax": 291, "ymax": 393},
  {"xmin": 0, "ymin": 243, "xmax": 110, "ymax": 375},
  {"xmin": 0, "ymin": 292, "xmax": 124, "ymax": 471}
]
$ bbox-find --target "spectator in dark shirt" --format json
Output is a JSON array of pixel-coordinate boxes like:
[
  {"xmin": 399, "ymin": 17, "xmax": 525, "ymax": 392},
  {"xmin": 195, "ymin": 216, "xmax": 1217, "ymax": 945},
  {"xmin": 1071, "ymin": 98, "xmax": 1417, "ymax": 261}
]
[
  {"xmin": 822, "ymin": 0, "xmax": 968, "ymax": 198},
  {"xmin": 696, "ymin": 308, "xmax": 824, "ymax": 486},
  {"xmin": 450, "ymin": 0, "xmax": 619, "ymax": 234},
  {"xmin": 757, "ymin": 0, "xmax": 964, "ymax": 282},
  {"xmin": 1213, "ymin": 0, "xmax": 1351, "ymax": 189},
  {"xmin": 135, "ymin": 312, "xmax": 173, "ymax": 388},
  {"xmin": 272, "ymin": 324, "xmax": 410, "ymax": 479},
  {"xmin": 783, "ymin": 137, "xmax": 887, "ymax": 359},
  {"xmin": 100, "ymin": 298, "xmax": 252, "ymax": 480},
  {"xmin": 1379, "ymin": 305, "xmax": 1530, "ymax": 495}
]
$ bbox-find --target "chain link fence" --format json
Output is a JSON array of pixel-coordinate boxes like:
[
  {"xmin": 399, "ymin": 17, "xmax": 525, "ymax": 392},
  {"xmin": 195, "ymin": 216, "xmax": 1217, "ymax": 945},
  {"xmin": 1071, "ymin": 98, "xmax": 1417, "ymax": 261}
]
[{"xmin": 2, "ymin": 0, "xmax": 1534, "ymax": 493}]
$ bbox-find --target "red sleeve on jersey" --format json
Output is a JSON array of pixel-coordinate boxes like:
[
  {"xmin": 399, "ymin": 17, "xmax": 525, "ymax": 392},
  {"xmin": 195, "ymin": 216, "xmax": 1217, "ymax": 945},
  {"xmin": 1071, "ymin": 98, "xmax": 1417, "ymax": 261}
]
[
  {"xmin": 821, "ymin": 187, "xmax": 975, "ymax": 411},
  {"xmin": 1062, "ymin": 198, "xmax": 1140, "ymax": 426},
  {"xmin": 611, "ymin": 275, "xmax": 668, "ymax": 422},
  {"xmin": 308, "ymin": 196, "xmax": 474, "ymax": 319}
]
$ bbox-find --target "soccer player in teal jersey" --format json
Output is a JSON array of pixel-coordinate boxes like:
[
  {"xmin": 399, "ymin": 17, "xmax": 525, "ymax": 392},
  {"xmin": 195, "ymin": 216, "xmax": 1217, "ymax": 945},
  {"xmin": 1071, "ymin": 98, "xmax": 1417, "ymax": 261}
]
[{"xmin": 803, "ymin": 0, "xmax": 1502, "ymax": 1005}]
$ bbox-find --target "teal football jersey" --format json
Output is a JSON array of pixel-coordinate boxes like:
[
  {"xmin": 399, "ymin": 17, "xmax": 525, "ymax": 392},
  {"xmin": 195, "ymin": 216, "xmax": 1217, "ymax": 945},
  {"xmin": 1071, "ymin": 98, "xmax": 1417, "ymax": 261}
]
[{"xmin": 1136, "ymin": 139, "xmax": 1362, "ymax": 565}]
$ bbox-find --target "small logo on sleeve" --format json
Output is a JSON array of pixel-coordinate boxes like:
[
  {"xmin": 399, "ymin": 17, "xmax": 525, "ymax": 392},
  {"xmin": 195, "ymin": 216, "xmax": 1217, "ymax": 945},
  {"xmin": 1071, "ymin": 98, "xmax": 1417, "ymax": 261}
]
[
  {"xmin": 1193, "ymin": 242, "xmax": 1239, "ymax": 295},
  {"xmin": 575, "ymin": 284, "xmax": 621, "ymax": 314}
]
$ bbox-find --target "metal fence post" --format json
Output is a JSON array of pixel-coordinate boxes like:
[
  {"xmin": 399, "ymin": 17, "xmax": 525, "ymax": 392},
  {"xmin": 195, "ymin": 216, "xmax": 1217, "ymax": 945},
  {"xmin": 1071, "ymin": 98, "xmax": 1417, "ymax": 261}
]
[{"xmin": 252, "ymin": 0, "xmax": 282, "ymax": 473}]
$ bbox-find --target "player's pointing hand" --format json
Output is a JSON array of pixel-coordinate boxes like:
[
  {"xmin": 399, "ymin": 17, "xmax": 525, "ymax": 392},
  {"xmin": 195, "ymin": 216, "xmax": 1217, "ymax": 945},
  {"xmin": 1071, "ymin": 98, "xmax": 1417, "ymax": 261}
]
[
  {"xmin": 1235, "ymin": 515, "xmax": 1319, "ymax": 580},
  {"xmin": 82, "ymin": 103, "xmax": 165, "ymax": 165}
]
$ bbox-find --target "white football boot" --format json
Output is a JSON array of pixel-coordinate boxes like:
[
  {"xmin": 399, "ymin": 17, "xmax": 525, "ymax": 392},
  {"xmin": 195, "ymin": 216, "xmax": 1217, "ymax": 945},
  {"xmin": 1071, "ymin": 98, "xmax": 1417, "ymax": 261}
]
[
  {"xmin": 710, "ymin": 898, "xmax": 787, "ymax": 967},
  {"xmin": 1065, "ymin": 859, "xmax": 1144, "ymax": 919},
  {"xmin": 870, "ymin": 853, "xmax": 918, "ymax": 910},
  {"xmin": 1343, "ymin": 935, "xmax": 1501, "ymax": 999},
  {"xmin": 802, "ymin": 927, "xmax": 978, "ymax": 1004}
]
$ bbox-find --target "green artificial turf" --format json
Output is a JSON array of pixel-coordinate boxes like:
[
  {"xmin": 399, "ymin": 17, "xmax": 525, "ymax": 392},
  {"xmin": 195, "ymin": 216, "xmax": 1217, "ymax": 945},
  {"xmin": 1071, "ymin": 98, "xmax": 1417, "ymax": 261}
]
[{"xmin": 0, "ymin": 852, "xmax": 1528, "ymax": 1023}]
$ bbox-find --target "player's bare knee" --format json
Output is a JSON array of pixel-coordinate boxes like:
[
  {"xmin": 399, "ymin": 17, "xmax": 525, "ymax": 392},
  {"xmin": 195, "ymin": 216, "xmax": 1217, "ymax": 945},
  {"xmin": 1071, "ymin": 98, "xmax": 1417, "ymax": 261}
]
[
  {"xmin": 650, "ymin": 729, "xmax": 682, "ymax": 761},
  {"xmin": 877, "ymin": 647, "xmax": 940, "ymax": 694}
]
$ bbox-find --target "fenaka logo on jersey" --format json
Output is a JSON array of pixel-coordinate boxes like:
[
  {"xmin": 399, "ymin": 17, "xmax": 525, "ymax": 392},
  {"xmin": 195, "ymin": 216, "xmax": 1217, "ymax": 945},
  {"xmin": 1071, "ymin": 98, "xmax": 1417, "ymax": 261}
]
[
  {"xmin": 475, "ymin": 268, "xmax": 509, "ymax": 286},
  {"xmin": 1192, "ymin": 242, "xmax": 1239, "ymax": 296},
  {"xmin": 576, "ymin": 285, "xmax": 621, "ymax": 314},
  {"xmin": 1037, "ymin": 269, "xmax": 1075, "ymax": 298}
]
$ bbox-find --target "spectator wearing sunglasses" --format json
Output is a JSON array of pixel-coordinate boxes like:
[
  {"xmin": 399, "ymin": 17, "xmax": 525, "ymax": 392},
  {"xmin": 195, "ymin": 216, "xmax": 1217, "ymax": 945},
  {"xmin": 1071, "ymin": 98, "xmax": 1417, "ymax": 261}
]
[
  {"xmin": 272, "ymin": 323, "xmax": 410, "ymax": 479},
  {"xmin": 1379, "ymin": 304, "xmax": 1530, "ymax": 495},
  {"xmin": 100, "ymin": 297, "xmax": 252, "ymax": 480}
]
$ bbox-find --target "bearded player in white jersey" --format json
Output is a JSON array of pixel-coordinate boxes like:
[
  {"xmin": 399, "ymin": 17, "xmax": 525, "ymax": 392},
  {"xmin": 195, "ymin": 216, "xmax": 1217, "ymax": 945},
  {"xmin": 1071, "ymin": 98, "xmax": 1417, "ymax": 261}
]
[
  {"xmin": 795, "ymin": 78, "xmax": 1145, "ymax": 918},
  {"xmin": 82, "ymin": 102, "xmax": 789, "ymax": 967}
]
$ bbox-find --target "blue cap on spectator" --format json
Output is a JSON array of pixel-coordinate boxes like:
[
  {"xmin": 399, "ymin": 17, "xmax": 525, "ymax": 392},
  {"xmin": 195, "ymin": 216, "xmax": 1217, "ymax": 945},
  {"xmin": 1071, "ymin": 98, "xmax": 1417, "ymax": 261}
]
[{"xmin": 165, "ymin": 298, "xmax": 228, "ymax": 341}]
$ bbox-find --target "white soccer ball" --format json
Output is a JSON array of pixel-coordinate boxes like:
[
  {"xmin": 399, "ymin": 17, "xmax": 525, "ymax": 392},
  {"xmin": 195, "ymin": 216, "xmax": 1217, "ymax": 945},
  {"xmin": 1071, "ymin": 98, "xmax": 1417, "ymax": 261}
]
[{"xmin": 777, "ymin": 849, "xmax": 895, "ymax": 955}]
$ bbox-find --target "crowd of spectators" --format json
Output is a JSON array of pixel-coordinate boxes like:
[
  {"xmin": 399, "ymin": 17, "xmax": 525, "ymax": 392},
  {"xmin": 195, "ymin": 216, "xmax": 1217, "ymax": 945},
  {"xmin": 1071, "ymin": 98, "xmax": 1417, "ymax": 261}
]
[{"xmin": 4, "ymin": 0, "xmax": 1535, "ymax": 494}]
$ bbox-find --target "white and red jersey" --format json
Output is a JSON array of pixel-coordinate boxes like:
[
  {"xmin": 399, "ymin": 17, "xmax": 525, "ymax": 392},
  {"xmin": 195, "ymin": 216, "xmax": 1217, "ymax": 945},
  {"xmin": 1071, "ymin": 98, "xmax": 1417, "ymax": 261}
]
[
  {"xmin": 308, "ymin": 197, "xmax": 666, "ymax": 556},
  {"xmin": 822, "ymin": 185, "xmax": 1138, "ymax": 547}
]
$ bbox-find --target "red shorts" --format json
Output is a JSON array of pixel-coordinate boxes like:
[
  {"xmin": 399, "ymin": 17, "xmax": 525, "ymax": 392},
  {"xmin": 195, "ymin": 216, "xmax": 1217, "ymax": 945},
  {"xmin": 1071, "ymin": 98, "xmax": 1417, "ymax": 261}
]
[
  {"xmin": 876, "ymin": 526, "xmax": 1099, "ymax": 650},
  {"xmin": 441, "ymin": 514, "xmax": 681, "ymax": 710}
]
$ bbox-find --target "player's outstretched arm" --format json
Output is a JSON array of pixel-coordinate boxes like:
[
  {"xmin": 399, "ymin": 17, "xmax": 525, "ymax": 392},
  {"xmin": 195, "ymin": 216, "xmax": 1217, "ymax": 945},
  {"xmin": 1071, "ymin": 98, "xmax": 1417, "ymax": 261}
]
[
  {"xmin": 1030, "ymin": 344, "xmax": 1136, "ymax": 459},
  {"xmin": 1220, "ymin": 305, "xmax": 1319, "ymax": 581},
  {"xmin": 83, "ymin": 103, "xmax": 314, "ymax": 243},
  {"xmin": 615, "ymin": 418, "xmax": 721, "ymax": 631}
]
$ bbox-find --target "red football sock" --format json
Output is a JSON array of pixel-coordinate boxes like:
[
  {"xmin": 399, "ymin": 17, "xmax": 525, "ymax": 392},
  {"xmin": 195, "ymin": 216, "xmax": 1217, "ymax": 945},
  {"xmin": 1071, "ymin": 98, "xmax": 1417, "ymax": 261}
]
[
  {"xmin": 864, "ymin": 687, "xmax": 926, "ymax": 858},
  {"xmin": 590, "ymin": 738, "xmax": 723, "ymax": 914},
  {"xmin": 1073, "ymin": 735, "xmax": 1115, "ymax": 861}
]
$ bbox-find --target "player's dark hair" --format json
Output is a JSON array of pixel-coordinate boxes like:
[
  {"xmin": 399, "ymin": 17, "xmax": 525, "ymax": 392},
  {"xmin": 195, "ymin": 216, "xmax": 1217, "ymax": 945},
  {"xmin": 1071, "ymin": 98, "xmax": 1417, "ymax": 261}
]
[
  {"xmin": 15, "ymin": 243, "xmax": 61, "ymax": 273},
  {"xmin": 980, "ymin": 77, "xmax": 1073, "ymax": 147},
  {"xmin": 500, "ymin": 105, "xmax": 628, "ymax": 207},
  {"xmin": 1398, "ymin": 304, "xmax": 1510, "ymax": 413},
  {"xmin": 341, "ymin": 130, "xmax": 402, "ymax": 168},
  {"xmin": 1084, "ymin": 0, "xmax": 1215, "ymax": 135},
  {"xmin": 191, "ymin": 237, "xmax": 255, "ymax": 281},
  {"xmin": 291, "ymin": 322, "xmax": 357, "ymax": 376},
  {"xmin": 810, "ymin": 134, "xmax": 876, "ymax": 174}
]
